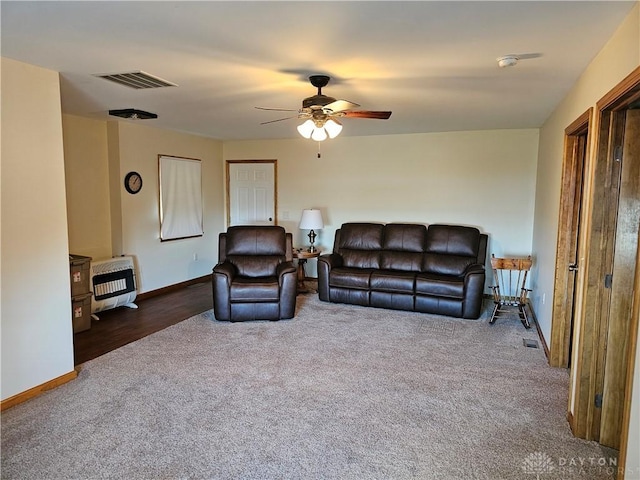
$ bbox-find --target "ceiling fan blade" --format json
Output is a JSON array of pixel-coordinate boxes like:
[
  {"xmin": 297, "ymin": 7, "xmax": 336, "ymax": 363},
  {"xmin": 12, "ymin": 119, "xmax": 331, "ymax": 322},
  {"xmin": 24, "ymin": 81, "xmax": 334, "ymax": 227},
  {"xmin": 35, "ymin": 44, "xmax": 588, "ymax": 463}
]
[
  {"xmin": 260, "ymin": 115, "xmax": 298, "ymax": 125},
  {"xmin": 255, "ymin": 106, "xmax": 298, "ymax": 112},
  {"xmin": 343, "ymin": 110, "xmax": 392, "ymax": 119},
  {"xmin": 323, "ymin": 99, "xmax": 360, "ymax": 113}
]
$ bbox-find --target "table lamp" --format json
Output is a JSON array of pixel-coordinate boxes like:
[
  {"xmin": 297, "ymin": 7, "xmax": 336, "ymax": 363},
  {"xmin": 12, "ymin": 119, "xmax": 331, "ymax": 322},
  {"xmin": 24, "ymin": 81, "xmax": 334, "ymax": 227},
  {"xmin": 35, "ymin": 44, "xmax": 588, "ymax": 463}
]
[{"xmin": 299, "ymin": 209, "xmax": 324, "ymax": 252}]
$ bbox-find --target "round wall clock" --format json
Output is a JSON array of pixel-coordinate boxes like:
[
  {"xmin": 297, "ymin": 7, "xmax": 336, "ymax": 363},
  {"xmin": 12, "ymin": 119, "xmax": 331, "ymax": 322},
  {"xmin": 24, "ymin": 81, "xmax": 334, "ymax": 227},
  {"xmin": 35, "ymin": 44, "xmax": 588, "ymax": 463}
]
[{"xmin": 124, "ymin": 171, "xmax": 143, "ymax": 194}]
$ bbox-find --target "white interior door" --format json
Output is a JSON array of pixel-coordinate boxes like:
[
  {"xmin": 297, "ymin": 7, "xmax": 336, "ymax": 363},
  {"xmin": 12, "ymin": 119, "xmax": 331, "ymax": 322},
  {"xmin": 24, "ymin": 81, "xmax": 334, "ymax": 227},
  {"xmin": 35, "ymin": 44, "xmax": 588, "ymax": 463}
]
[{"xmin": 227, "ymin": 161, "xmax": 276, "ymax": 226}]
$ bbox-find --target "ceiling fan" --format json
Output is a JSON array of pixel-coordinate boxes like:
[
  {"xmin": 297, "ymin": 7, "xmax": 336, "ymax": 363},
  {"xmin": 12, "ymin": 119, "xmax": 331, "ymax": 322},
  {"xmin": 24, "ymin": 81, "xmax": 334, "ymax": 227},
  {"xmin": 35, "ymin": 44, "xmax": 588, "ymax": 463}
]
[{"xmin": 256, "ymin": 75, "xmax": 392, "ymax": 141}]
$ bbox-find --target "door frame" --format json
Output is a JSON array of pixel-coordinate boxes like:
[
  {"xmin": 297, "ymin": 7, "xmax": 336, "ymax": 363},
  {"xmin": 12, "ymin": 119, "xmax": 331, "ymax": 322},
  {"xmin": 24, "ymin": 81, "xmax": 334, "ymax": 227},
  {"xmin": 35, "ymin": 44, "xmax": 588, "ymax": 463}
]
[
  {"xmin": 549, "ymin": 108, "xmax": 591, "ymax": 369},
  {"xmin": 225, "ymin": 159, "xmax": 278, "ymax": 227},
  {"xmin": 566, "ymin": 66, "xmax": 640, "ymax": 476}
]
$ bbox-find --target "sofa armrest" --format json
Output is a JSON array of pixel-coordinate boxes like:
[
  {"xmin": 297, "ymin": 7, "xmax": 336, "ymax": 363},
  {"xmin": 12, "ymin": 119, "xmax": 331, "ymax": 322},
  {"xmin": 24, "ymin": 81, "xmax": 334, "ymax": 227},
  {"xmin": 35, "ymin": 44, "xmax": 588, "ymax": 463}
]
[
  {"xmin": 463, "ymin": 263, "xmax": 485, "ymax": 276},
  {"xmin": 318, "ymin": 253, "xmax": 343, "ymax": 269},
  {"xmin": 462, "ymin": 264, "xmax": 486, "ymax": 319},
  {"xmin": 317, "ymin": 253, "xmax": 343, "ymax": 301}
]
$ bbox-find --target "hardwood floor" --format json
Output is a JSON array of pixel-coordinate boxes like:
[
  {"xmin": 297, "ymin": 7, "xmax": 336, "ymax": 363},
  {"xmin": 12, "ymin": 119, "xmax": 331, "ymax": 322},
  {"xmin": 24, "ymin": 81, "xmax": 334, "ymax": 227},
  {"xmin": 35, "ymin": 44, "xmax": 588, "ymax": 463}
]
[{"xmin": 73, "ymin": 279, "xmax": 213, "ymax": 366}]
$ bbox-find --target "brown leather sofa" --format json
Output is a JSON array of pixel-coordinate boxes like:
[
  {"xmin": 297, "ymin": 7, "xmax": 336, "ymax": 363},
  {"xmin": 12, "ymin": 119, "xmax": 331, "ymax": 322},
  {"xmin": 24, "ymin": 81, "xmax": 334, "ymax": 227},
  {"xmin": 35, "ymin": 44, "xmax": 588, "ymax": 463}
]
[
  {"xmin": 212, "ymin": 225, "xmax": 297, "ymax": 321},
  {"xmin": 317, "ymin": 223, "xmax": 488, "ymax": 319}
]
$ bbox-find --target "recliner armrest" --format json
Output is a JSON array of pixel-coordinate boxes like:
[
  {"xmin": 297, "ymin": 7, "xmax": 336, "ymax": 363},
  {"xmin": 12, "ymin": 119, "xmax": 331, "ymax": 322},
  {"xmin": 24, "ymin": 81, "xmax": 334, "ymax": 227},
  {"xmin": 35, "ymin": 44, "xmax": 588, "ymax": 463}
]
[
  {"xmin": 213, "ymin": 262, "xmax": 237, "ymax": 281},
  {"xmin": 277, "ymin": 261, "xmax": 296, "ymax": 278}
]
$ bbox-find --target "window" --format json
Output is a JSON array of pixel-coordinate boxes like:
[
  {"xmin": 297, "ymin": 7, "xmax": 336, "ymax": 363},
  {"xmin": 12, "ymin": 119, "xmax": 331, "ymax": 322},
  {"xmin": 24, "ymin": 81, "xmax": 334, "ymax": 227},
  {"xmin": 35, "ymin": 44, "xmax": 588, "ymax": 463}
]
[{"xmin": 159, "ymin": 155, "xmax": 203, "ymax": 241}]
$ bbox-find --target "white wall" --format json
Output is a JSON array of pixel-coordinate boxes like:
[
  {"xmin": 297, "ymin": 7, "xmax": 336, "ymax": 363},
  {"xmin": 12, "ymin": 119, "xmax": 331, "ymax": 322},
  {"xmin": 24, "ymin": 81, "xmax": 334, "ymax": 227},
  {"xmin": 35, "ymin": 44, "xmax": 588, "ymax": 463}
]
[
  {"xmin": 224, "ymin": 129, "xmax": 539, "ymax": 280},
  {"xmin": 1, "ymin": 58, "xmax": 75, "ymax": 400}
]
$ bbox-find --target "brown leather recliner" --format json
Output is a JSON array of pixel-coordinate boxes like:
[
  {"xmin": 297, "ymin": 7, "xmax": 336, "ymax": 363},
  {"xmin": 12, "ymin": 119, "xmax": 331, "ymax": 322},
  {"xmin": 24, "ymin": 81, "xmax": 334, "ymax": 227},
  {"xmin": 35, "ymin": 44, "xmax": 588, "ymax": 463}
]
[{"xmin": 212, "ymin": 226, "xmax": 297, "ymax": 321}]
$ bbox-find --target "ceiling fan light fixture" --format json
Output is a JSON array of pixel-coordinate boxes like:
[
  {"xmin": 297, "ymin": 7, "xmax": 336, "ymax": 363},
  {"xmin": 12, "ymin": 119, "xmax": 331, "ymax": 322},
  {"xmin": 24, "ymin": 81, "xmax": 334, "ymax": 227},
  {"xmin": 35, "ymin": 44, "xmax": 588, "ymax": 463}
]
[
  {"xmin": 297, "ymin": 119, "xmax": 315, "ymax": 138},
  {"xmin": 324, "ymin": 119, "xmax": 343, "ymax": 139},
  {"xmin": 298, "ymin": 117, "xmax": 342, "ymax": 142},
  {"xmin": 311, "ymin": 126, "xmax": 328, "ymax": 142}
]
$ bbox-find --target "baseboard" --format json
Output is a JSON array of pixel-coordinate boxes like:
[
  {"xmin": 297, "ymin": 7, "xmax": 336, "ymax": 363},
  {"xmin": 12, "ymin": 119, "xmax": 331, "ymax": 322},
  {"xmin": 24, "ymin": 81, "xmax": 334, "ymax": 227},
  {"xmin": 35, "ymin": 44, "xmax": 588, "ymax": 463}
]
[
  {"xmin": 137, "ymin": 275, "xmax": 211, "ymax": 301},
  {"xmin": 1, "ymin": 368, "xmax": 79, "ymax": 411},
  {"xmin": 527, "ymin": 301, "xmax": 550, "ymax": 359}
]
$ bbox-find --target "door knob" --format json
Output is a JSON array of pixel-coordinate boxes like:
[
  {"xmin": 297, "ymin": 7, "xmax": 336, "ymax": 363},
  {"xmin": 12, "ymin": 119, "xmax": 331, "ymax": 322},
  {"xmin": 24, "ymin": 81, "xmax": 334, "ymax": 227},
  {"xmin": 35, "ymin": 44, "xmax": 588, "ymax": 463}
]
[{"xmin": 569, "ymin": 263, "xmax": 578, "ymax": 272}]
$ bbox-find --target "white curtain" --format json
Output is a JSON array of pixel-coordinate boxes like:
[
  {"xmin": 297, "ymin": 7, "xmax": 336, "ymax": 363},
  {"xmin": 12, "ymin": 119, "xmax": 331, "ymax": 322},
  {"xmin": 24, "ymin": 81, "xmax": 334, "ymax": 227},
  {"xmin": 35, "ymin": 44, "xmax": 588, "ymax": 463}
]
[{"xmin": 159, "ymin": 155, "xmax": 203, "ymax": 241}]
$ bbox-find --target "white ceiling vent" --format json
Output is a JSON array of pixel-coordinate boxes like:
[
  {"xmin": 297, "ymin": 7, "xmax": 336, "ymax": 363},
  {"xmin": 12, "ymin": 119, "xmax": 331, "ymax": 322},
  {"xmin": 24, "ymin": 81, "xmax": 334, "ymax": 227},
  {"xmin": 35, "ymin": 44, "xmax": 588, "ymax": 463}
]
[{"xmin": 94, "ymin": 71, "xmax": 177, "ymax": 89}]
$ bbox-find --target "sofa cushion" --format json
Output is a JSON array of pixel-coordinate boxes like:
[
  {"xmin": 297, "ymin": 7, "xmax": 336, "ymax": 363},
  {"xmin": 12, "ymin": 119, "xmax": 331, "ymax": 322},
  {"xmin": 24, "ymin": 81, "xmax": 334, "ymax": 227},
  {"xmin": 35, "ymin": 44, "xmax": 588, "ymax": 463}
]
[
  {"xmin": 383, "ymin": 224, "xmax": 427, "ymax": 252},
  {"xmin": 330, "ymin": 267, "xmax": 374, "ymax": 289},
  {"xmin": 371, "ymin": 291, "xmax": 414, "ymax": 311},
  {"xmin": 370, "ymin": 270, "xmax": 416, "ymax": 294},
  {"xmin": 422, "ymin": 254, "xmax": 478, "ymax": 277},
  {"xmin": 338, "ymin": 223, "xmax": 384, "ymax": 269},
  {"xmin": 415, "ymin": 273, "xmax": 465, "ymax": 299},
  {"xmin": 422, "ymin": 225, "xmax": 481, "ymax": 276},
  {"xmin": 339, "ymin": 223, "xmax": 385, "ymax": 250},
  {"xmin": 425, "ymin": 224, "xmax": 480, "ymax": 257},
  {"xmin": 341, "ymin": 250, "xmax": 381, "ymax": 269},
  {"xmin": 381, "ymin": 251, "xmax": 423, "ymax": 271}
]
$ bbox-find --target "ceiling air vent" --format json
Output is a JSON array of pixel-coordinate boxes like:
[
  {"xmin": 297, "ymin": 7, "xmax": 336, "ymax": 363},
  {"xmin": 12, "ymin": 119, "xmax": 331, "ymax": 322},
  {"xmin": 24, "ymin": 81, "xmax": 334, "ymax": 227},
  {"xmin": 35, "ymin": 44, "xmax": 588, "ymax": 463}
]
[
  {"xmin": 95, "ymin": 71, "xmax": 177, "ymax": 89},
  {"xmin": 109, "ymin": 109, "xmax": 157, "ymax": 120}
]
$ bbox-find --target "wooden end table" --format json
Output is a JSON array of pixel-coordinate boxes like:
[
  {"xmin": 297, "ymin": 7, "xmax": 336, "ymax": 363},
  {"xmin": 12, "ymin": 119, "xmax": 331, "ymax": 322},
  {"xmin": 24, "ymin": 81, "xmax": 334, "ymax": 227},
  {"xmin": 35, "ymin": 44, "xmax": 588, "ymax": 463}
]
[{"xmin": 293, "ymin": 249, "xmax": 321, "ymax": 293}]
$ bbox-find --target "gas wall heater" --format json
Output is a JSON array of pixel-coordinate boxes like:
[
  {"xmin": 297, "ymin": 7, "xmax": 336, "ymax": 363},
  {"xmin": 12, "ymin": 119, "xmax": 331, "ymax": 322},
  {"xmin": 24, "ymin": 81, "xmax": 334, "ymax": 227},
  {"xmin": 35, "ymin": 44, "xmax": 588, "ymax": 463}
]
[{"xmin": 90, "ymin": 256, "xmax": 138, "ymax": 320}]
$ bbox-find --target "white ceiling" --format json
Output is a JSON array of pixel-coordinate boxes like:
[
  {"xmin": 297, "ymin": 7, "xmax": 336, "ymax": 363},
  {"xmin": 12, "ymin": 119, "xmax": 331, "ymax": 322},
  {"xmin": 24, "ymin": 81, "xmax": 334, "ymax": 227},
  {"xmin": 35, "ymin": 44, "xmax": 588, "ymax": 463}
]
[{"xmin": 1, "ymin": 1, "xmax": 636, "ymax": 140}]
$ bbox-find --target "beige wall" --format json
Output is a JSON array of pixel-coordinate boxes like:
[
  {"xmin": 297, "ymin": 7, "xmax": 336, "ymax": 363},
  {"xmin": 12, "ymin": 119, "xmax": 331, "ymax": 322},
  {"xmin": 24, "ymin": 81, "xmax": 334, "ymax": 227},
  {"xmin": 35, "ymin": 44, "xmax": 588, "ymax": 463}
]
[
  {"xmin": 1, "ymin": 58, "xmax": 75, "ymax": 400},
  {"xmin": 4, "ymin": 3, "xmax": 639, "ymax": 466},
  {"xmin": 64, "ymin": 120, "xmax": 539, "ymax": 290},
  {"xmin": 63, "ymin": 119, "xmax": 226, "ymax": 293},
  {"xmin": 224, "ymin": 129, "xmax": 539, "ymax": 279},
  {"xmin": 65, "ymin": 122, "xmax": 539, "ymax": 289},
  {"xmin": 532, "ymin": 2, "xmax": 640, "ymax": 343},
  {"xmin": 114, "ymin": 122, "xmax": 225, "ymax": 292},
  {"xmin": 63, "ymin": 115, "xmax": 112, "ymax": 260},
  {"xmin": 532, "ymin": 3, "xmax": 639, "ymax": 476}
]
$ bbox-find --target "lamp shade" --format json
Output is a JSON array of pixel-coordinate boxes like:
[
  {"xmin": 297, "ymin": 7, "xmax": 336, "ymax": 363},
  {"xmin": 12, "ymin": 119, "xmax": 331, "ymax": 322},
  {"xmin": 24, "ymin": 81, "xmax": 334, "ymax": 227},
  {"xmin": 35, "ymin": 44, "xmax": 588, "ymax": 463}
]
[{"xmin": 299, "ymin": 209, "xmax": 324, "ymax": 230}]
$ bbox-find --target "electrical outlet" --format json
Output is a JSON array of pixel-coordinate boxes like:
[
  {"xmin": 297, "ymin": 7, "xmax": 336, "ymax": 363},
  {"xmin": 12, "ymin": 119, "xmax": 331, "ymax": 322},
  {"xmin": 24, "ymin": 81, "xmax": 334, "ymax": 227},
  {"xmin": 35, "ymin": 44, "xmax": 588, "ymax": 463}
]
[
  {"xmin": 282, "ymin": 210, "xmax": 290, "ymax": 220},
  {"xmin": 542, "ymin": 293, "xmax": 546, "ymax": 305},
  {"xmin": 193, "ymin": 253, "xmax": 198, "ymax": 261}
]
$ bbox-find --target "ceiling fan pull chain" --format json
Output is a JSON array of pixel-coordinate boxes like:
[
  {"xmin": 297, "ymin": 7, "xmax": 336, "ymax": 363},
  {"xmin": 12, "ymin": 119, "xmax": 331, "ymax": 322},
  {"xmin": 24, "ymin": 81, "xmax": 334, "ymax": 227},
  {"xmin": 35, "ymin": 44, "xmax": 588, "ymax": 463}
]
[{"xmin": 317, "ymin": 141, "xmax": 321, "ymax": 158}]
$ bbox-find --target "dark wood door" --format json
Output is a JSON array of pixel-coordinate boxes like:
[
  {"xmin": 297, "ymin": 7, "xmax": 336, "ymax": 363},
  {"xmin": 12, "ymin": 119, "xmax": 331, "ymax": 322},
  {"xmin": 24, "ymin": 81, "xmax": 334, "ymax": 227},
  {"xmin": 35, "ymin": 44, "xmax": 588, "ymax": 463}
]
[{"xmin": 550, "ymin": 112, "xmax": 589, "ymax": 369}]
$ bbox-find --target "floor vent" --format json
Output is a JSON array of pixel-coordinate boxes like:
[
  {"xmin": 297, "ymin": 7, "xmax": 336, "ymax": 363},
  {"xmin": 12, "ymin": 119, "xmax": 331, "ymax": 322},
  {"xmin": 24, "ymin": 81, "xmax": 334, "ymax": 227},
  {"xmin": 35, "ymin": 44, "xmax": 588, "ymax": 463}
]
[
  {"xmin": 94, "ymin": 71, "xmax": 177, "ymax": 89},
  {"xmin": 523, "ymin": 338, "xmax": 539, "ymax": 349}
]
